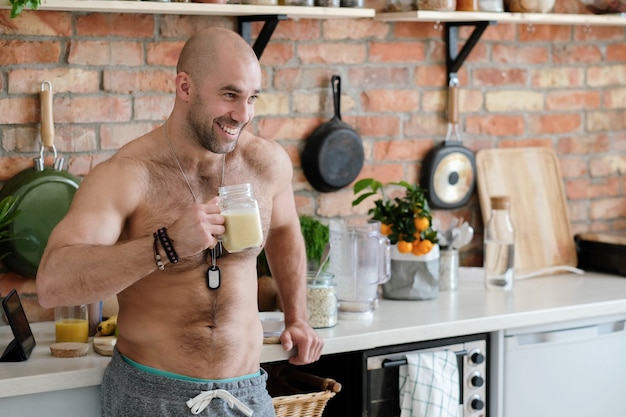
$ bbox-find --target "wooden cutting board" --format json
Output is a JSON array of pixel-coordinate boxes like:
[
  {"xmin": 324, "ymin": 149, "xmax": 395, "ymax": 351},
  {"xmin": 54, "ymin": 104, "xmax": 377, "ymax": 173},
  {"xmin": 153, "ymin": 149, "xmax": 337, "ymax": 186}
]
[{"xmin": 476, "ymin": 147, "xmax": 577, "ymax": 277}]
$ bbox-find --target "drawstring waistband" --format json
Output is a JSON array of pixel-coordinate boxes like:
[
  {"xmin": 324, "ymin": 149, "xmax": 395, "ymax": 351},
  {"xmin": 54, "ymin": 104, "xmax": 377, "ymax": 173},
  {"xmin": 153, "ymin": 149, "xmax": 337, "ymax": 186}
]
[{"xmin": 186, "ymin": 389, "xmax": 254, "ymax": 416}]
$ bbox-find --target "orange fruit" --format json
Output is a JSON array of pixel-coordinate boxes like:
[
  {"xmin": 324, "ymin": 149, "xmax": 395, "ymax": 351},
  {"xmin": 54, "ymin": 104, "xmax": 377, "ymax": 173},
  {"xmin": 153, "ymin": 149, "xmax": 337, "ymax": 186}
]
[
  {"xmin": 397, "ymin": 240, "xmax": 413, "ymax": 254},
  {"xmin": 380, "ymin": 223, "xmax": 392, "ymax": 236},
  {"xmin": 413, "ymin": 239, "xmax": 433, "ymax": 256},
  {"xmin": 414, "ymin": 216, "xmax": 430, "ymax": 232},
  {"xmin": 412, "ymin": 235, "xmax": 421, "ymax": 246}
]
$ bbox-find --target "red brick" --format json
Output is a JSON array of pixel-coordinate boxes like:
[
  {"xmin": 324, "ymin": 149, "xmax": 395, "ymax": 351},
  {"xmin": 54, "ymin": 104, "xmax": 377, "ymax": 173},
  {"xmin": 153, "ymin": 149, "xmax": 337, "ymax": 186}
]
[
  {"xmin": 259, "ymin": 42, "xmax": 294, "ymax": 66},
  {"xmin": 574, "ymin": 25, "xmax": 626, "ymax": 42},
  {"xmin": 134, "ymin": 96, "xmax": 173, "ymax": 121},
  {"xmin": 103, "ymin": 69, "xmax": 176, "ymax": 94},
  {"xmin": 146, "ymin": 41, "xmax": 184, "ymax": 66},
  {"xmin": 317, "ymin": 189, "xmax": 358, "ymax": 218},
  {"xmin": 566, "ymin": 177, "xmax": 620, "ymax": 200},
  {"xmin": 0, "ymin": 39, "xmax": 61, "ymax": 65},
  {"xmin": 607, "ymin": 44, "xmax": 626, "ymax": 62},
  {"xmin": 267, "ymin": 19, "xmax": 321, "ymax": 42},
  {"xmin": 492, "ymin": 44, "xmax": 550, "ymax": 64},
  {"xmin": 322, "ymin": 18, "xmax": 388, "ymax": 40},
  {"xmin": 414, "ymin": 64, "xmax": 447, "ymax": 88},
  {"xmin": 587, "ymin": 64, "xmax": 626, "ymax": 86},
  {"xmin": 405, "ymin": 114, "xmax": 444, "ymax": 137},
  {"xmin": 361, "ymin": 89, "xmax": 420, "ymax": 112},
  {"xmin": 529, "ymin": 114, "xmax": 582, "ymax": 134},
  {"xmin": 480, "ymin": 22, "xmax": 515, "ymax": 42},
  {"xmin": 55, "ymin": 125, "xmax": 98, "ymax": 153},
  {"xmin": 348, "ymin": 67, "xmax": 411, "ymax": 88},
  {"xmin": 473, "ymin": 68, "xmax": 528, "ymax": 86},
  {"xmin": 159, "ymin": 15, "xmax": 233, "ymax": 39},
  {"xmin": 297, "ymin": 43, "xmax": 367, "ymax": 65},
  {"xmin": 393, "ymin": 21, "xmax": 444, "ymax": 40},
  {"xmin": 557, "ymin": 134, "xmax": 610, "ymax": 155},
  {"xmin": 466, "ymin": 115, "xmax": 525, "ymax": 136},
  {"xmin": 369, "ymin": 41, "xmax": 426, "ymax": 63},
  {"xmin": 498, "ymin": 139, "xmax": 554, "ymax": 148},
  {"xmin": 9, "ymin": 68, "xmax": 100, "ymax": 94},
  {"xmin": 69, "ymin": 40, "xmax": 143, "ymax": 66},
  {"xmin": 258, "ymin": 117, "xmax": 323, "ymax": 141},
  {"xmin": 75, "ymin": 13, "xmax": 155, "ymax": 38},
  {"xmin": 546, "ymin": 90, "xmax": 601, "ymax": 111},
  {"xmin": 373, "ymin": 139, "xmax": 434, "ymax": 161},
  {"xmin": 559, "ymin": 157, "xmax": 588, "ymax": 178},
  {"xmin": 0, "ymin": 97, "xmax": 38, "ymax": 124},
  {"xmin": 101, "ymin": 123, "xmax": 155, "ymax": 150},
  {"xmin": 294, "ymin": 194, "xmax": 315, "ymax": 216},
  {"xmin": 0, "ymin": 10, "xmax": 71, "ymax": 36},
  {"xmin": 0, "ymin": 156, "xmax": 35, "ymax": 180},
  {"xmin": 589, "ymin": 155, "xmax": 626, "ymax": 177},
  {"xmin": 531, "ymin": 67, "xmax": 585, "ymax": 88},
  {"xmin": 54, "ymin": 96, "xmax": 132, "ymax": 123},
  {"xmin": 590, "ymin": 197, "xmax": 626, "ymax": 220},
  {"xmin": 352, "ymin": 116, "xmax": 401, "ymax": 138},
  {"xmin": 517, "ymin": 24, "xmax": 570, "ymax": 42},
  {"xmin": 553, "ymin": 44, "xmax": 603, "ymax": 65}
]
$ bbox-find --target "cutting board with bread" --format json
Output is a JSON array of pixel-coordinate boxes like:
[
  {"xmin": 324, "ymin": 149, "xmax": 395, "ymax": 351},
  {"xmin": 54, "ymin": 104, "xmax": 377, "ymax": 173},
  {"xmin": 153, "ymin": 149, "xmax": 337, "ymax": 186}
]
[{"xmin": 476, "ymin": 147, "xmax": 578, "ymax": 277}]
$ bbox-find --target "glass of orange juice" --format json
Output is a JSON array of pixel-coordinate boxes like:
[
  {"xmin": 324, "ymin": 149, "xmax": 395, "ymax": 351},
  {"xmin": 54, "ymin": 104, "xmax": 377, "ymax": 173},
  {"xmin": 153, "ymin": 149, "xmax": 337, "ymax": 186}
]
[{"xmin": 55, "ymin": 305, "xmax": 89, "ymax": 343}]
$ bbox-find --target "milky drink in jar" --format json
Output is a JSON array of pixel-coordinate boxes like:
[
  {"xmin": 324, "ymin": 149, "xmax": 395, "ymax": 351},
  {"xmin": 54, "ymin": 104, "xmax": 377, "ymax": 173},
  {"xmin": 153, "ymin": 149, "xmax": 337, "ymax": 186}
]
[{"xmin": 219, "ymin": 183, "xmax": 263, "ymax": 253}]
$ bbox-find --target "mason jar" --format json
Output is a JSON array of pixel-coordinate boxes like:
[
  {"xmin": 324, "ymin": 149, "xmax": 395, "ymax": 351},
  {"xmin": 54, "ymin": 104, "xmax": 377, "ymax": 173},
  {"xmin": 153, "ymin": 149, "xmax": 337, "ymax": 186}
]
[
  {"xmin": 307, "ymin": 271, "xmax": 338, "ymax": 328},
  {"xmin": 219, "ymin": 183, "xmax": 263, "ymax": 253}
]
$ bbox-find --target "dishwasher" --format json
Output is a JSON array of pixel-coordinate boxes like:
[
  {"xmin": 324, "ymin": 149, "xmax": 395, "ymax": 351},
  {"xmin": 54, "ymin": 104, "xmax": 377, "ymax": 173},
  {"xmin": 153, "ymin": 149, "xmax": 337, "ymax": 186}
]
[{"xmin": 490, "ymin": 313, "xmax": 626, "ymax": 417}]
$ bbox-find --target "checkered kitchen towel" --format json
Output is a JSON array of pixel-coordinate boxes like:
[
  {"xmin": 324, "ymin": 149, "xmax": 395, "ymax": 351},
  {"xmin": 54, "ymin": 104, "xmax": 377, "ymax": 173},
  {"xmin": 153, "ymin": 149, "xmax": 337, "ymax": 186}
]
[{"xmin": 399, "ymin": 351, "xmax": 460, "ymax": 417}]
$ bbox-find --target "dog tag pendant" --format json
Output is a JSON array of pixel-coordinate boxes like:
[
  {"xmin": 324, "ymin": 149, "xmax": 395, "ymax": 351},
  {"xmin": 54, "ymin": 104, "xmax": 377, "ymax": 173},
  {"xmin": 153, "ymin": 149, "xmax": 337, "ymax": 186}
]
[{"xmin": 206, "ymin": 246, "xmax": 221, "ymax": 290}]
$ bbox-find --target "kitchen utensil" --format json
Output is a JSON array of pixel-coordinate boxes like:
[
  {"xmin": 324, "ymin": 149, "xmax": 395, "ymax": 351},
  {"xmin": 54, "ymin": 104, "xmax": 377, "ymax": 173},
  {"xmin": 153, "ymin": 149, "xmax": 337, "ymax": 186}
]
[
  {"xmin": 476, "ymin": 147, "xmax": 577, "ymax": 277},
  {"xmin": 421, "ymin": 76, "xmax": 476, "ymax": 210},
  {"xmin": 0, "ymin": 81, "xmax": 81, "ymax": 277},
  {"xmin": 314, "ymin": 242, "xmax": 331, "ymax": 279},
  {"xmin": 327, "ymin": 218, "xmax": 390, "ymax": 319},
  {"xmin": 301, "ymin": 75, "xmax": 364, "ymax": 193}
]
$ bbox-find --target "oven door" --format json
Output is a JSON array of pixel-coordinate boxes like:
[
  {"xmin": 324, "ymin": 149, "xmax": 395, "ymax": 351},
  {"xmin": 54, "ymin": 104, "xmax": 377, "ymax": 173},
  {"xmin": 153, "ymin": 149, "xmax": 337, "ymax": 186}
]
[{"xmin": 364, "ymin": 334, "xmax": 488, "ymax": 417}]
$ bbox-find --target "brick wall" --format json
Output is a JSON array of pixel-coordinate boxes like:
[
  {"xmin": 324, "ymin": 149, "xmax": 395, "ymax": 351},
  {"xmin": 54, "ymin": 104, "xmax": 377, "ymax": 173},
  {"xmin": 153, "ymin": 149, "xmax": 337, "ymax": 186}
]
[{"xmin": 1, "ymin": 6, "xmax": 625, "ymax": 321}]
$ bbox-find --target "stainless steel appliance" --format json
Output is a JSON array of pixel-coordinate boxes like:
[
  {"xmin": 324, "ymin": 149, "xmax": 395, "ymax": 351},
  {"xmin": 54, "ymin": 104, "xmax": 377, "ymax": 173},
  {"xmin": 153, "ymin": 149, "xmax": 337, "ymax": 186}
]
[
  {"xmin": 365, "ymin": 333, "xmax": 488, "ymax": 417},
  {"xmin": 491, "ymin": 313, "xmax": 626, "ymax": 417}
]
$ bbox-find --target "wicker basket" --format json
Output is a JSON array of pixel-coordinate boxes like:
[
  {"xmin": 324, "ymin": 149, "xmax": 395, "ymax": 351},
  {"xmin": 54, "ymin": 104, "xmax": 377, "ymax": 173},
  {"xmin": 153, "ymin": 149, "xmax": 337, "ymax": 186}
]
[{"xmin": 265, "ymin": 364, "xmax": 342, "ymax": 417}]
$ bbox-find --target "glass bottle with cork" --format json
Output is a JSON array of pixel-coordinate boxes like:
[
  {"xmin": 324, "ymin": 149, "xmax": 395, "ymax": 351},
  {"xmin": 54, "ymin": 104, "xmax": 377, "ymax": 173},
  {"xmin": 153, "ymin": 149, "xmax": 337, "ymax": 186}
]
[{"xmin": 484, "ymin": 195, "xmax": 515, "ymax": 291}]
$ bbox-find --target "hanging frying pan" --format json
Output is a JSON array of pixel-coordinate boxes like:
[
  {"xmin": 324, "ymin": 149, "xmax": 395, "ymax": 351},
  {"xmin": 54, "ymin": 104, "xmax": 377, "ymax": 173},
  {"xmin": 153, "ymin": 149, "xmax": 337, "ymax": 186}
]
[
  {"xmin": 0, "ymin": 81, "xmax": 81, "ymax": 277},
  {"xmin": 301, "ymin": 75, "xmax": 364, "ymax": 193},
  {"xmin": 421, "ymin": 76, "xmax": 476, "ymax": 210}
]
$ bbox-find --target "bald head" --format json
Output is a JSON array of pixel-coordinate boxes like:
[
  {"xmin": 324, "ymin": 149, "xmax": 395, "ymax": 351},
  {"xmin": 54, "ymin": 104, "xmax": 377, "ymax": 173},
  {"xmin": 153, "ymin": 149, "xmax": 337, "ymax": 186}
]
[{"xmin": 177, "ymin": 27, "xmax": 258, "ymax": 84}]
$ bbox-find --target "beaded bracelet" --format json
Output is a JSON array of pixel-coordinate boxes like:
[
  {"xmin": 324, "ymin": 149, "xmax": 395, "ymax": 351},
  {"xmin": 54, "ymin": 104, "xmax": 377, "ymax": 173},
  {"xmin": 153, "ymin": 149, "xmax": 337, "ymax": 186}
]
[
  {"xmin": 153, "ymin": 233, "xmax": 165, "ymax": 271},
  {"xmin": 156, "ymin": 227, "xmax": 179, "ymax": 264}
]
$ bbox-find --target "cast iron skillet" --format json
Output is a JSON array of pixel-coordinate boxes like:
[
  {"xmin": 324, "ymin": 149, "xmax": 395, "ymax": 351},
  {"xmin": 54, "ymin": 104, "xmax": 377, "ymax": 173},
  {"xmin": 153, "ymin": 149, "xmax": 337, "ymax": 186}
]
[
  {"xmin": 421, "ymin": 78, "xmax": 476, "ymax": 210},
  {"xmin": 0, "ymin": 81, "xmax": 80, "ymax": 277},
  {"xmin": 301, "ymin": 75, "xmax": 364, "ymax": 193}
]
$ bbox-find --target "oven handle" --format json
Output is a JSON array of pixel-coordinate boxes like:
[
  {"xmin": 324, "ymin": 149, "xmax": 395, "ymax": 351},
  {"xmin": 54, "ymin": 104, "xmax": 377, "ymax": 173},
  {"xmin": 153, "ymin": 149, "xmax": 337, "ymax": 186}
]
[{"xmin": 381, "ymin": 349, "xmax": 468, "ymax": 368}]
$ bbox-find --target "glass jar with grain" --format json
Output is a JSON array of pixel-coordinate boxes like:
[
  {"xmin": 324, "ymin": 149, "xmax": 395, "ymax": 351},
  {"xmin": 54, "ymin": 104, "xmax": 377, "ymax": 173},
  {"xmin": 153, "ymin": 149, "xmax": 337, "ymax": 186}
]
[{"xmin": 307, "ymin": 271, "xmax": 338, "ymax": 329}]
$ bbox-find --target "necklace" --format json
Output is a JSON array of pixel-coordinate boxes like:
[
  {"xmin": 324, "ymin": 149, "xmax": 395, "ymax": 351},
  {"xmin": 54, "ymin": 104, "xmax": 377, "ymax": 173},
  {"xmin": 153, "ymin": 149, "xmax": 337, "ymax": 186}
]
[{"xmin": 164, "ymin": 123, "xmax": 225, "ymax": 290}]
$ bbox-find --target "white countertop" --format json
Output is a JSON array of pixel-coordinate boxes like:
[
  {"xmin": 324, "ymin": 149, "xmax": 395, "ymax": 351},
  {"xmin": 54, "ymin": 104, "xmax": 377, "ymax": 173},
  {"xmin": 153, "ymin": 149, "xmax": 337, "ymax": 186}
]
[{"xmin": 3, "ymin": 267, "xmax": 626, "ymax": 399}]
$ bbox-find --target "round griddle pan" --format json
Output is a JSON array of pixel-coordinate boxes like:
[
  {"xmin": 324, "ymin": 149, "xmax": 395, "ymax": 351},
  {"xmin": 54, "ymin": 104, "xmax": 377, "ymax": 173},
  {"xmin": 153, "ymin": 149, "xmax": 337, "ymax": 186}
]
[
  {"xmin": 421, "ymin": 77, "xmax": 476, "ymax": 210},
  {"xmin": 0, "ymin": 81, "xmax": 80, "ymax": 277},
  {"xmin": 301, "ymin": 75, "xmax": 364, "ymax": 193}
]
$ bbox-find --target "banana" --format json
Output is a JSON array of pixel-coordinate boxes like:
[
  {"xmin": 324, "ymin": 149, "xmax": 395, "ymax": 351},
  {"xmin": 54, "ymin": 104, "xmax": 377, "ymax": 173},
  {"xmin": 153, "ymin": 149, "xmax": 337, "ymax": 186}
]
[{"xmin": 97, "ymin": 315, "xmax": 118, "ymax": 336}]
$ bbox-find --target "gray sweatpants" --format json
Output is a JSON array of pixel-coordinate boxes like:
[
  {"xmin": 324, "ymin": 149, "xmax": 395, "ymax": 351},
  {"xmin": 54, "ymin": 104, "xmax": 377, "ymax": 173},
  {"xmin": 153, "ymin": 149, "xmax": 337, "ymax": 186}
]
[{"xmin": 101, "ymin": 348, "xmax": 276, "ymax": 417}]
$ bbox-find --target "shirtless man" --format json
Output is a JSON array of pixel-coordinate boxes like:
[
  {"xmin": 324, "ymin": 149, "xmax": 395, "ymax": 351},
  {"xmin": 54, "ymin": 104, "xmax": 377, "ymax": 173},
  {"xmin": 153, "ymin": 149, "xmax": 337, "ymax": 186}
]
[{"xmin": 36, "ymin": 27, "xmax": 323, "ymax": 417}]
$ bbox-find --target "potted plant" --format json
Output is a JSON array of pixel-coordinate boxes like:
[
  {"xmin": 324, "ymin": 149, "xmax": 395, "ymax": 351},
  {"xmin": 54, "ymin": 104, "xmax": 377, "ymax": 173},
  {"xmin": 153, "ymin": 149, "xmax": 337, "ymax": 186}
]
[
  {"xmin": 0, "ymin": 196, "xmax": 21, "ymax": 262},
  {"xmin": 8, "ymin": 0, "xmax": 40, "ymax": 18},
  {"xmin": 256, "ymin": 215, "xmax": 329, "ymax": 311},
  {"xmin": 352, "ymin": 178, "xmax": 440, "ymax": 300}
]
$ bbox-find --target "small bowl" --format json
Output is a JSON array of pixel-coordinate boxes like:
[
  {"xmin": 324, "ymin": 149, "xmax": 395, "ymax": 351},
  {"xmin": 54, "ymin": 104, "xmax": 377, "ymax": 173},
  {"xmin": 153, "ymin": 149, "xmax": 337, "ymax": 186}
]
[{"xmin": 259, "ymin": 312, "xmax": 285, "ymax": 337}]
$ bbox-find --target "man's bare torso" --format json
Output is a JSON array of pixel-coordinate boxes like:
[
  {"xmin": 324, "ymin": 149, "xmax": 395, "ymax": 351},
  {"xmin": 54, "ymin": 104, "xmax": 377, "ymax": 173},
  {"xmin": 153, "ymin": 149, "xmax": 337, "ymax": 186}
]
[{"xmin": 113, "ymin": 130, "xmax": 274, "ymax": 379}]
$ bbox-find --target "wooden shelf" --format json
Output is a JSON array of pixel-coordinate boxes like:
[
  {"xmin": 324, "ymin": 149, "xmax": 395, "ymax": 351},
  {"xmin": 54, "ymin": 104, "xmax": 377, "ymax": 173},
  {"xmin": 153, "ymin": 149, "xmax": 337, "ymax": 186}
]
[
  {"xmin": 0, "ymin": 0, "xmax": 375, "ymax": 18},
  {"xmin": 376, "ymin": 10, "xmax": 626, "ymax": 26}
]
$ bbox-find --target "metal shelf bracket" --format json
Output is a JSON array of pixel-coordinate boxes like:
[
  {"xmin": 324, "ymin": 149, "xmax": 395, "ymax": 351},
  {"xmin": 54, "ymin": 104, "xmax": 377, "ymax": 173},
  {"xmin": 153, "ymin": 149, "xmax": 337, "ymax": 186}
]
[
  {"xmin": 238, "ymin": 14, "xmax": 288, "ymax": 59},
  {"xmin": 445, "ymin": 20, "xmax": 495, "ymax": 82}
]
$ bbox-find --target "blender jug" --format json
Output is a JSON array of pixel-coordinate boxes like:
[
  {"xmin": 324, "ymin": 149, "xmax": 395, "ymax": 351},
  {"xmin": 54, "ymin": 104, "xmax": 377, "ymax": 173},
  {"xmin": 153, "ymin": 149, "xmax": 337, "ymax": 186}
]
[{"xmin": 328, "ymin": 218, "xmax": 391, "ymax": 320}]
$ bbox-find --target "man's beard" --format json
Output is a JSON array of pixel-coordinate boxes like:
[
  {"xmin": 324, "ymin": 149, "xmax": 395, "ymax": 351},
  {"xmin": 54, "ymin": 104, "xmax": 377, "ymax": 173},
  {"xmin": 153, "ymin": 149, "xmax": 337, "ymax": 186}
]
[{"xmin": 187, "ymin": 101, "xmax": 241, "ymax": 155}]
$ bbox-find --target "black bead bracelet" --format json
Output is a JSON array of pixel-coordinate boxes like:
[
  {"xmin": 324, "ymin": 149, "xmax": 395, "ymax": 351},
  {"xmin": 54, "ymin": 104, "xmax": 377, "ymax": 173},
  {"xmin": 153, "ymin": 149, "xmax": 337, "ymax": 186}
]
[{"xmin": 156, "ymin": 227, "xmax": 179, "ymax": 264}]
